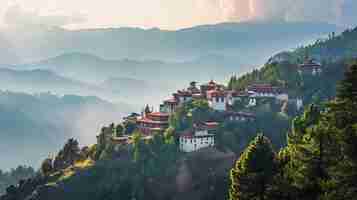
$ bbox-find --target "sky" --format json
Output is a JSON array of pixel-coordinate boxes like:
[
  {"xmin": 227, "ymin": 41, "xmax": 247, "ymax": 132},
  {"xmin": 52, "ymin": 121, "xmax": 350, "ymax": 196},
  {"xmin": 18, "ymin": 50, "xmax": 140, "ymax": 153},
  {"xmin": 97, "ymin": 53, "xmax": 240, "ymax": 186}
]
[{"xmin": 0, "ymin": 0, "xmax": 356, "ymax": 30}]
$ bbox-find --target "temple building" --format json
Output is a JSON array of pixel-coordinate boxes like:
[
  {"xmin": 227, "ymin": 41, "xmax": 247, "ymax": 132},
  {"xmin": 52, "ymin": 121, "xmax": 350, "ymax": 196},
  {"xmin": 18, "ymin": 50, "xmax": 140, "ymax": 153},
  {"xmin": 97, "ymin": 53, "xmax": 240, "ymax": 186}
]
[
  {"xmin": 136, "ymin": 111, "xmax": 170, "ymax": 135},
  {"xmin": 160, "ymin": 98, "xmax": 179, "ymax": 114},
  {"xmin": 200, "ymin": 80, "xmax": 224, "ymax": 98},
  {"xmin": 173, "ymin": 90, "xmax": 193, "ymax": 105},
  {"xmin": 179, "ymin": 122, "xmax": 218, "ymax": 152},
  {"xmin": 206, "ymin": 89, "xmax": 228, "ymax": 111},
  {"xmin": 298, "ymin": 58, "xmax": 323, "ymax": 76}
]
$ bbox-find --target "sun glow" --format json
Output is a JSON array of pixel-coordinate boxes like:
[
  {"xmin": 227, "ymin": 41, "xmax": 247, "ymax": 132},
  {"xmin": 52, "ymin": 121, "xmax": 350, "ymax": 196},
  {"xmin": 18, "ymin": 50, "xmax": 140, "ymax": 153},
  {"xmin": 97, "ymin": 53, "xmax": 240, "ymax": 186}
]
[{"xmin": 249, "ymin": 0, "xmax": 256, "ymax": 17}]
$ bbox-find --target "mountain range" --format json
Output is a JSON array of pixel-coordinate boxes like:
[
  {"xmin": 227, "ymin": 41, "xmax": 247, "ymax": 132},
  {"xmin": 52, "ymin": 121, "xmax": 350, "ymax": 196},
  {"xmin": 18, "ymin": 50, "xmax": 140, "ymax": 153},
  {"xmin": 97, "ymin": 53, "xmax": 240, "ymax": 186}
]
[
  {"xmin": 0, "ymin": 91, "xmax": 133, "ymax": 170},
  {"xmin": 0, "ymin": 21, "xmax": 339, "ymax": 65}
]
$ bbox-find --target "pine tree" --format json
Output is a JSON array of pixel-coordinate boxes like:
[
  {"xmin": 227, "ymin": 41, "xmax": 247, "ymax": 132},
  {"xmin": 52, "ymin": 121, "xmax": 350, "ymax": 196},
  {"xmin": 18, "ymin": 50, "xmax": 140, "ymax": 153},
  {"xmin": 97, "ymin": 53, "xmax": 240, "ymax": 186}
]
[
  {"xmin": 41, "ymin": 157, "xmax": 53, "ymax": 176},
  {"xmin": 327, "ymin": 62, "xmax": 357, "ymax": 199},
  {"xmin": 283, "ymin": 105, "xmax": 335, "ymax": 200},
  {"xmin": 335, "ymin": 62, "xmax": 357, "ymax": 102},
  {"xmin": 229, "ymin": 134, "xmax": 277, "ymax": 200}
]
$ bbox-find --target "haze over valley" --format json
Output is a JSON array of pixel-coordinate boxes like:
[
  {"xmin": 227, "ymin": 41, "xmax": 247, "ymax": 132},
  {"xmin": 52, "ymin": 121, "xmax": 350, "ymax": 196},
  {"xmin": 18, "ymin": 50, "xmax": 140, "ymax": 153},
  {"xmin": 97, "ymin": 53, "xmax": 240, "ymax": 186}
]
[{"xmin": 0, "ymin": 20, "xmax": 343, "ymax": 169}]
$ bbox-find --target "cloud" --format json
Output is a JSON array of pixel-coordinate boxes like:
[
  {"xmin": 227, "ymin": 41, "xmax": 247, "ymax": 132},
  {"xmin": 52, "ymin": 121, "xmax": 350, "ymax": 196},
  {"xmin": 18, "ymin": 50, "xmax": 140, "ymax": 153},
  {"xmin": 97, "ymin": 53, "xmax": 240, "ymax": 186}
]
[
  {"xmin": 4, "ymin": 5, "xmax": 86, "ymax": 27},
  {"xmin": 218, "ymin": 0, "xmax": 357, "ymax": 26},
  {"xmin": 2, "ymin": 0, "xmax": 356, "ymax": 30}
]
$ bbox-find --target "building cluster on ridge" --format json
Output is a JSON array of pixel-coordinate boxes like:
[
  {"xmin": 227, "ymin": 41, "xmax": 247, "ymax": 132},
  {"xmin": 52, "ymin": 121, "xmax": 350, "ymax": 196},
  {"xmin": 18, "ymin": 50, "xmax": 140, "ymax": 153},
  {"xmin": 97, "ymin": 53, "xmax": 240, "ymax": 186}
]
[
  {"xmin": 108, "ymin": 80, "xmax": 290, "ymax": 153},
  {"xmin": 100, "ymin": 58, "xmax": 323, "ymax": 153}
]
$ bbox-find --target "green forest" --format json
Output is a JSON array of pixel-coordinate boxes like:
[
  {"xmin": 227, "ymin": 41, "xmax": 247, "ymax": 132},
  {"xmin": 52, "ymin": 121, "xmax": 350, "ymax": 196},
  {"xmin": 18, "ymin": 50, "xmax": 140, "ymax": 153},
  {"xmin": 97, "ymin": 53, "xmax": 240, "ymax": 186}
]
[{"xmin": 230, "ymin": 62, "xmax": 357, "ymax": 200}]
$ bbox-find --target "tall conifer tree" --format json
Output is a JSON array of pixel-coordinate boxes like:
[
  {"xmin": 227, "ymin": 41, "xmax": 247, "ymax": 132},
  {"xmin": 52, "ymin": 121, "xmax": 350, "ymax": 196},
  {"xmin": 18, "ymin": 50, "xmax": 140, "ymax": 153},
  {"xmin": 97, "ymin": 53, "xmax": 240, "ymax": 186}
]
[{"xmin": 229, "ymin": 134, "xmax": 277, "ymax": 200}]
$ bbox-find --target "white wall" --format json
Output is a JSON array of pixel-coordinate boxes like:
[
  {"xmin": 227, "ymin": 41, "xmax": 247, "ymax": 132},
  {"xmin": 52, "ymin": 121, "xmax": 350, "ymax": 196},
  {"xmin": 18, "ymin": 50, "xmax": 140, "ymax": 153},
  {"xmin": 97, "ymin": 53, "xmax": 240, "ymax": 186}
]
[
  {"xmin": 179, "ymin": 96, "xmax": 192, "ymax": 104},
  {"xmin": 208, "ymin": 97, "xmax": 226, "ymax": 111},
  {"xmin": 180, "ymin": 136, "xmax": 215, "ymax": 153}
]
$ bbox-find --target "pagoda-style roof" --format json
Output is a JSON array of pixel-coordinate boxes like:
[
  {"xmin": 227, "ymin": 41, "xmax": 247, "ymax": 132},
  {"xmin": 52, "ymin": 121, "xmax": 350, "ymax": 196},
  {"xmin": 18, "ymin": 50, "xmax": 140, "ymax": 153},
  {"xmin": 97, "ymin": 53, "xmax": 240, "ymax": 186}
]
[
  {"xmin": 299, "ymin": 59, "xmax": 322, "ymax": 68},
  {"xmin": 207, "ymin": 89, "xmax": 227, "ymax": 98},
  {"xmin": 163, "ymin": 98, "xmax": 178, "ymax": 104},
  {"xmin": 194, "ymin": 121, "xmax": 219, "ymax": 130},
  {"xmin": 148, "ymin": 112, "xmax": 170, "ymax": 118},
  {"xmin": 137, "ymin": 118, "xmax": 169, "ymax": 124},
  {"xmin": 174, "ymin": 90, "xmax": 193, "ymax": 97}
]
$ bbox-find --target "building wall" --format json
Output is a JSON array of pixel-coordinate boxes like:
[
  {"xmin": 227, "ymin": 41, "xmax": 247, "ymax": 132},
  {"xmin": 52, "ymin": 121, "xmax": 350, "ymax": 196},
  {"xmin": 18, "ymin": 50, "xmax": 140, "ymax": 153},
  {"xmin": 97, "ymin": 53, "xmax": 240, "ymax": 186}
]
[
  {"xmin": 208, "ymin": 97, "xmax": 226, "ymax": 111},
  {"xmin": 179, "ymin": 136, "xmax": 215, "ymax": 153},
  {"xmin": 178, "ymin": 96, "xmax": 192, "ymax": 105},
  {"xmin": 248, "ymin": 92, "xmax": 289, "ymax": 102},
  {"xmin": 249, "ymin": 92, "xmax": 275, "ymax": 98}
]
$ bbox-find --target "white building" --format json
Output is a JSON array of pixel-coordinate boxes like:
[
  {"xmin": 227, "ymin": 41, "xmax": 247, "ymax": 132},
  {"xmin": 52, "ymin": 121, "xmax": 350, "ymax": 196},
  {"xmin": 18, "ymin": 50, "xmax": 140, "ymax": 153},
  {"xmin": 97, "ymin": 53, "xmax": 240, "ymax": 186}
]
[
  {"xmin": 207, "ymin": 89, "xmax": 227, "ymax": 111},
  {"xmin": 179, "ymin": 122, "xmax": 218, "ymax": 153},
  {"xmin": 173, "ymin": 90, "xmax": 193, "ymax": 105},
  {"xmin": 246, "ymin": 84, "xmax": 288, "ymax": 101}
]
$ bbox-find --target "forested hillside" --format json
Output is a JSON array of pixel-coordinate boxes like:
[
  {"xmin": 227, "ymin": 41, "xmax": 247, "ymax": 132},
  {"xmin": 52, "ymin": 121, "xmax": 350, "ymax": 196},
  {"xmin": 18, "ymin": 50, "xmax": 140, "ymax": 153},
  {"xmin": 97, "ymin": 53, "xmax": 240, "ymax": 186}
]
[
  {"xmin": 228, "ymin": 26, "xmax": 357, "ymax": 105},
  {"xmin": 229, "ymin": 61, "xmax": 357, "ymax": 200}
]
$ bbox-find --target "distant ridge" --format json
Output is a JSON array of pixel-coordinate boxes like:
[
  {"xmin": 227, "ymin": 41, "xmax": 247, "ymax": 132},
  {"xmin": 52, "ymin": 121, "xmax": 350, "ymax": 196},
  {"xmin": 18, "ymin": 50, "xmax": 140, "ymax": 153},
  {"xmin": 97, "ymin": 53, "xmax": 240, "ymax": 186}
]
[{"xmin": 0, "ymin": 21, "xmax": 339, "ymax": 64}]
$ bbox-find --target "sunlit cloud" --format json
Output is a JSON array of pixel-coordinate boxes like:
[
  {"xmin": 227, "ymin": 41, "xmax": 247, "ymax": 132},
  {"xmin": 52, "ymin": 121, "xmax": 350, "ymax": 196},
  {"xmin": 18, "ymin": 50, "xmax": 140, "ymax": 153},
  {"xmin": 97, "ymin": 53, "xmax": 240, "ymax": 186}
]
[
  {"xmin": 0, "ymin": 0, "xmax": 356, "ymax": 30},
  {"xmin": 4, "ymin": 5, "xmax": 87, "ymax": 28}
]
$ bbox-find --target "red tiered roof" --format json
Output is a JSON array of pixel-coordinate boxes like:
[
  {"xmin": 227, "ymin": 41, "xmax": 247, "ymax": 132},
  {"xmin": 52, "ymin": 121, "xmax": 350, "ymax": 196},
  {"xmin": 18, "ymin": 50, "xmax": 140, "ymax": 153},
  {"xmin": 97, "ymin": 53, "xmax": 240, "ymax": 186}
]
[
  {"xmin": 148, "ymin": 112, "xmax": 170, "ymax": 118},
  {"xmin": 164, "ymin": 98, "xmax": 178, "ymax": 105},
  {"xmin": 203, "ymin": 121, "xmax": 219, "ymax": 128},
  {"xmin": 175, "ymin": 90, "xmax": 193, "ymax": 97},
  {"xmin": 208, "ymin": 80, "xmax": 216, "ymax": 86},
  {"xmin": 137, "ymin": 117, "xmax": 169, "ymax": 124},
  {"xmin": 164, "ymin": 98, "xmax": 178, "ymax": 104},
  {"xmin": 137, "ymin": 112, "xmax": 169, "ymax": 125},
  {"xmin": 207, "ymin": 89, "xmax": 227, "ymax": 97}
]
